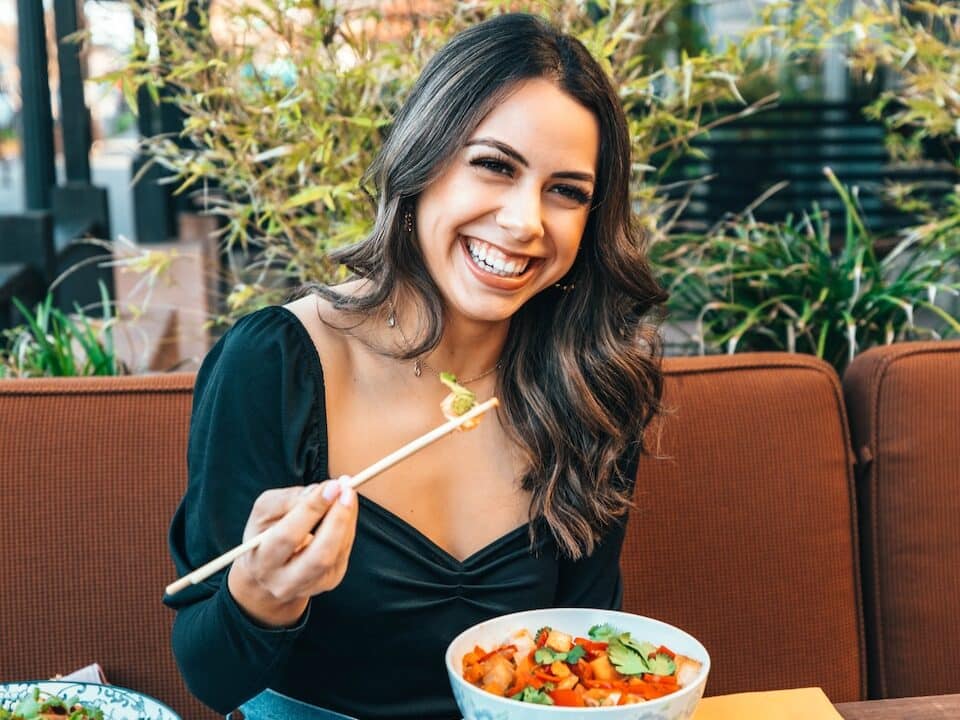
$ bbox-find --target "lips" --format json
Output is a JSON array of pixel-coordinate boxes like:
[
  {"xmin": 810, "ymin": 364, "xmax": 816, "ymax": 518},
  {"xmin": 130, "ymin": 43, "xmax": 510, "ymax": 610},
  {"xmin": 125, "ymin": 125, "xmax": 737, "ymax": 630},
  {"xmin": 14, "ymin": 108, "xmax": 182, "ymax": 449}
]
[
  {"xmin": 459, "ymin": 236, "xmax": 539, "ymax": 290},
  {"xmin": 465, "ymin": 237, "xmax": 530, "ymax": 277}
]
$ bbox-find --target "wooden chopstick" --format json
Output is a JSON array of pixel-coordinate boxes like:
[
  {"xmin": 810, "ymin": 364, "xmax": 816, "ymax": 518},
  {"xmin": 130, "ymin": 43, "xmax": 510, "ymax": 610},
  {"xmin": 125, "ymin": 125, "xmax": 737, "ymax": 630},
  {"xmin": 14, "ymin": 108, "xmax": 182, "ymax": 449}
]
[{"xmin": 165, "ymin": 397, "xmax": 499, "ymax": 596}]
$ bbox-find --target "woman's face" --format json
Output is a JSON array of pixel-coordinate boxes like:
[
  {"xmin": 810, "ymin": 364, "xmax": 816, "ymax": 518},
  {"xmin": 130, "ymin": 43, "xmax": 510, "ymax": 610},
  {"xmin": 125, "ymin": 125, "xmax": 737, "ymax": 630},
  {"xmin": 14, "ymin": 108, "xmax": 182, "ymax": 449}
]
[{"xmin": 415, "ymin": 77, "xmax": 600, "ymax": 327}]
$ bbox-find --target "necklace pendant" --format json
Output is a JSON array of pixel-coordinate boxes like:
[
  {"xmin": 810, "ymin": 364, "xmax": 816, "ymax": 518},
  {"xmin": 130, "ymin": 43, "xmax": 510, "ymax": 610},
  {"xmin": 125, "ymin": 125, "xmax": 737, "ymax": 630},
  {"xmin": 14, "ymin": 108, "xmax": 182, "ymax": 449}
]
[
  {"xmin": 386, "ymin": 312, "xmax": 396, "ymax": 328},
  {"xmin": 414, "ymin": 359, "xmax": 422, "ymax": 377}
]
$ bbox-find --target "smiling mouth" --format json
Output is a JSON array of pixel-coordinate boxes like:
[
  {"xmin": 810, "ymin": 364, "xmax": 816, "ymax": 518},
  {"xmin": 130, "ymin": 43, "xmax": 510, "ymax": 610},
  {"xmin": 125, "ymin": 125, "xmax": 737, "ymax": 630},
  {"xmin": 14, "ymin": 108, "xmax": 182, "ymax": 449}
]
[{"xmin": 464, "ymin": 237, "xmax": 533, "ymax": 278}]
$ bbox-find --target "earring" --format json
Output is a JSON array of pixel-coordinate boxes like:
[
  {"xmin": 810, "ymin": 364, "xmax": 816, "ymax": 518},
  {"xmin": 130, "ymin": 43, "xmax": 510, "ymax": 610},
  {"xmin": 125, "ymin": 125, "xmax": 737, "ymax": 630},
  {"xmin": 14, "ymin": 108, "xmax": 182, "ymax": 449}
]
[
  {"xmin": 554, "ymin": 280, "xmax": 575, "ymax": 292},
  {"xmin": 403, "ymin": 208, "xmax": 414, "ymax": 233}
]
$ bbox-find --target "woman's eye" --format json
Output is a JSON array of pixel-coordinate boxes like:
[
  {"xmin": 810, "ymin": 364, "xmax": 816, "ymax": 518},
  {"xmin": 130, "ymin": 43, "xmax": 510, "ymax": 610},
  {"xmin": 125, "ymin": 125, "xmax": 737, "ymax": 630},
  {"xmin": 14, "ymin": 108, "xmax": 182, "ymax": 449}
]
[
  {"xmin": 553, "ymin": 185, "xmax": 593, "ymax": 206},
  {"xmin": 470, "ymin": 157, "xmax": 514, "ymax": 176}
]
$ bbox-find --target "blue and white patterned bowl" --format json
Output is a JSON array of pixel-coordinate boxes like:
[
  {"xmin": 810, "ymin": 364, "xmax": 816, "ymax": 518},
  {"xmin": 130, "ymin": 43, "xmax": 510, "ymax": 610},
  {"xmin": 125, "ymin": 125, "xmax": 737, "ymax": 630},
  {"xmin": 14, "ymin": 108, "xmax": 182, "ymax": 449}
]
[
  {"xmin": 0, "ymin": 681, "xmax": 181, "ymax": 720},
  {"xmin": 446, "ymin": 608, "xmax": 710, "ymax": 720}
]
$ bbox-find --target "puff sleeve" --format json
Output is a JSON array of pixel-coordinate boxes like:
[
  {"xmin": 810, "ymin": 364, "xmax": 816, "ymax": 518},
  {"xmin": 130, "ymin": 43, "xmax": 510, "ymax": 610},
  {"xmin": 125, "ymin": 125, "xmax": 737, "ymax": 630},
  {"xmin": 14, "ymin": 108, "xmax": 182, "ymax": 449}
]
[{"xmin": 163, "ymin": 306, "xmax": 326, "ymax": 714}]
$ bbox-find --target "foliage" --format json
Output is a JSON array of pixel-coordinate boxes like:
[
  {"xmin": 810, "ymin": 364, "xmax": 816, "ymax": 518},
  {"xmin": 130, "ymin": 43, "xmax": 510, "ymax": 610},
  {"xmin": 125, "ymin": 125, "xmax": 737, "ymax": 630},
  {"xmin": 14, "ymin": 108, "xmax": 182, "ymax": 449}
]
[
  {"xmin": 85, "ymin": 0, "xmax": 959, "ymax": 374},
  {"xmin": 771, "ymin": 0, "xmax": 960, "ymax": 220},
  {"xmin": 103, "ymin": 0, "xmax": 818, "ymax": 317},
  {"xmin": 653, "ymin": 168, "xmax": 960, "ymax": 373},
  {"xmin": 843, "ymin": 1, "xmax": 960, "ymax": 163},
  {"xmin": 650, "ymin": 0, "xmax": 959, "ymax": 370},
  {"xmin": 0, "ymin": 283, "xmax": 120, "ymax": 378}
]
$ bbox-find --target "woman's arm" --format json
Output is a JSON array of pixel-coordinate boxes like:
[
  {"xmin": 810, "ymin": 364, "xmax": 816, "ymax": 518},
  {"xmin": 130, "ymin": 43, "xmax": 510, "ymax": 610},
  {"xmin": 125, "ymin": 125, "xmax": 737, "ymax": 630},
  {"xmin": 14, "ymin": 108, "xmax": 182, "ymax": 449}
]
[{"xmin": 164, "ymin": 307, "xmax": 332, "ymax": 713}]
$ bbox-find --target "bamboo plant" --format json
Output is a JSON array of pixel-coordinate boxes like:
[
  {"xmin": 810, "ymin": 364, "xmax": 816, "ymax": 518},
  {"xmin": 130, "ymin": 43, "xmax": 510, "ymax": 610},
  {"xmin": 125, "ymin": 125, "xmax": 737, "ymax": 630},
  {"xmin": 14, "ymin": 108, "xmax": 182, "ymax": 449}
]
[{"xmin": 653, "ymin": 167, "xmax": 959, "ymax": 373}]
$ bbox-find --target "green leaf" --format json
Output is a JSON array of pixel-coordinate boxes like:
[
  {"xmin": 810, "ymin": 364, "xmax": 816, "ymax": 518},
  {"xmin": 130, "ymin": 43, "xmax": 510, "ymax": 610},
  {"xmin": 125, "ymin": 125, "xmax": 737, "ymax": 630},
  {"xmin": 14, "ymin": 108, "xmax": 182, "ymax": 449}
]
[
  {"xmin": 511, "ymin": 686, "xmax": 554, "ymax": 705},
  {"xmin": 621, "ymin": 636, "xmax": 657, "ymax": 659},
  {"xmin": 534, "ymin": 647, "xmax": 561, "ymax": 665},
  {"xmin": 565, "ymin": 644, "xmax": 587, "ymax": 664},
  {"xmin": 13, "ymin": 695, "xmax": 41, "ymax": 717},
  {"xmin": 607, "ymin": 637, "xmax": 649, "ymax": 675},
  {"xmin": 280, "ymin": 185, "xmax": 332, "ymax": 211},
  {"xmin": 588, "ymin": 623, "xmax": 619, "ymax": 641},
  {"xmin": 534, "ymin": 643, "xmax": 587, "ymax": 666},
  {"xmin": 648, "ymin": 652, "xmax": 677, "ymax": 676}
]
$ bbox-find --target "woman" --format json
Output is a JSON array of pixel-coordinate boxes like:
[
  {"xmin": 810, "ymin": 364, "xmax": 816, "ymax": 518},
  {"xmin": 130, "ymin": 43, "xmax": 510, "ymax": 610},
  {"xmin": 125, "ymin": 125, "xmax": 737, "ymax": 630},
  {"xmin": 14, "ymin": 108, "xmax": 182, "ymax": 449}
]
[{"xmin": 165, "ymin": 12, "xmax": 666, "ymax": 720}]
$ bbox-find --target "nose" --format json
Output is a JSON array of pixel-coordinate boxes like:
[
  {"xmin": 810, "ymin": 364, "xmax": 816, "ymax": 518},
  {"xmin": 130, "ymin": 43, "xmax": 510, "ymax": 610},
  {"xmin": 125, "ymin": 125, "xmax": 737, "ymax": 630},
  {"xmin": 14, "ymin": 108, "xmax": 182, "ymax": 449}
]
[{"xmin": 495, "ymin": 186, "xmax": 544, "ymax": 242}]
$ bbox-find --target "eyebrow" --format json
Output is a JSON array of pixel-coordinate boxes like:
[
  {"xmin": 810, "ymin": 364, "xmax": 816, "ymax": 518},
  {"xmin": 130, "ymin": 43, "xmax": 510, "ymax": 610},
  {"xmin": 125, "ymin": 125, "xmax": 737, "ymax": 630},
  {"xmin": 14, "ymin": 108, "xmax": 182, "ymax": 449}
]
[{"xmin": 464, "ymin": 137, "xmax": 596, "ymax": 184}]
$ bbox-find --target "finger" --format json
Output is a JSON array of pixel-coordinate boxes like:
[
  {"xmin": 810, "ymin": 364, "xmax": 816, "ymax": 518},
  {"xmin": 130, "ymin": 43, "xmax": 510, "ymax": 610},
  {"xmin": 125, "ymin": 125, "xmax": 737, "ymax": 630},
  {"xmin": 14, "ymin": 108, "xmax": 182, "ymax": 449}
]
[
  {"xmin": 253, "ymin": 480, "xmax": 342, "ymax": 568},
  {"xmin": 245, "ymin": 485, "xmax": 309, "ymax": 536},
  {"xmin": 292, "ymin": 532, "xmax": 314, "ymax": 555},
  {"xmin": 279, "ymin": 479, "xmax": 358, "ymax": 595}
]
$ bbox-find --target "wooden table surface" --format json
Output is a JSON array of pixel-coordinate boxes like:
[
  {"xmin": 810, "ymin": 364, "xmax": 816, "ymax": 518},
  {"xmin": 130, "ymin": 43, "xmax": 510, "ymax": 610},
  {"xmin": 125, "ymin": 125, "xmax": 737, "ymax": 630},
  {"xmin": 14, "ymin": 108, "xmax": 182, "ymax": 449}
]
[{"xmin": 835, "ymin": 694, "xmax": 960, "ymax": 719}]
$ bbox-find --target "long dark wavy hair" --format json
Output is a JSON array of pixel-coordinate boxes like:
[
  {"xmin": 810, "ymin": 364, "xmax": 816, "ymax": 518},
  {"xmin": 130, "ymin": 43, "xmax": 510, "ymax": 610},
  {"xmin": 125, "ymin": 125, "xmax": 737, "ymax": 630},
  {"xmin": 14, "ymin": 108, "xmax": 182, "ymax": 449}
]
[{"xmin": 309, "ymin": 12, "xmax": 667, "ymax": 559}]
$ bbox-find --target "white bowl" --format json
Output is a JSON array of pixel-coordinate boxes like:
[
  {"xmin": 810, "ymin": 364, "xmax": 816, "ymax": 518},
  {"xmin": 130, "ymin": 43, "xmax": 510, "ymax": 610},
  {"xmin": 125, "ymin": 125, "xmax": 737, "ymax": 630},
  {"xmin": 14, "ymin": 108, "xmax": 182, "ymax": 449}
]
[
  {"xmin": 0, "ymin": 681, "xmax": 181, "ymax": 720},
  {"xmin": 446, "ymin": 608, "xmax": 710, "ymax": 720}
]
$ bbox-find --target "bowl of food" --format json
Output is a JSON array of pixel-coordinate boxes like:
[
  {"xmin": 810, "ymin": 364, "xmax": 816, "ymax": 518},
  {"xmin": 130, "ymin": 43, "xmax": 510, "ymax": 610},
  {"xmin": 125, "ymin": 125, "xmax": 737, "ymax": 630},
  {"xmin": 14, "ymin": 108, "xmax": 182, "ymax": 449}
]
[
  {"xmin": 0, "ymin": 681, "xmax": 181, "ymax": 720},
  {"xmin": 446, "ymin": 608, "xmax": 709, "ymax": 720}
]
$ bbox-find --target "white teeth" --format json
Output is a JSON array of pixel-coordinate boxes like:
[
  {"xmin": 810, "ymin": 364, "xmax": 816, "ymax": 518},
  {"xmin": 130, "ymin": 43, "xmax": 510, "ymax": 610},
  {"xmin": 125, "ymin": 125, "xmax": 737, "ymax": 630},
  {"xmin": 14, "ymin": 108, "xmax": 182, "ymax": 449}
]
[{"xmin": 465, "ymin": 238, "xmax": 530, "ymax": 277}]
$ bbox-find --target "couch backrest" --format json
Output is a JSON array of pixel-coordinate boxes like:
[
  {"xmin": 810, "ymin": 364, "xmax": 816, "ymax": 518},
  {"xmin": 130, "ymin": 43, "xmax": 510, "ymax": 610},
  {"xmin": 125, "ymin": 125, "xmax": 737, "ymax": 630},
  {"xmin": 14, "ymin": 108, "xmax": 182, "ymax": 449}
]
[
  {"xmin": 622, "ymin": 353, "xmax": 866, "ymax": 703},
  {"xmin": 843, "ymin": 340, "xmax": 960, "ymax": 700},
  {"xmin": 1, "ymin": 352, "xmax": 880, "ymax": 712},
  {"xmin": 0, "ymin": 374, "xmax": 218, "ymax": 720}
]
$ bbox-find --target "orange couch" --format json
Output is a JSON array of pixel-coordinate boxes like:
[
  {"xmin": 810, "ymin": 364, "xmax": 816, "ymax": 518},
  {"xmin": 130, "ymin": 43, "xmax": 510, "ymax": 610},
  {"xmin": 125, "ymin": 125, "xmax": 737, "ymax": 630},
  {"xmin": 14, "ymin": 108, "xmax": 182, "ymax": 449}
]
[
  {"xmin": 624, "ymin": 353, "xmax": 864, "ymax": 702},
  {"xmin": 1, "ymin": 343, "xmax": 957, "ymax": 717},
  {"xmin": 843, "ymin": 341, "xmax": 960, "ymax": 700},
  {"xmin": 0, "ymin": 374, "xmax": 211, "ymax": 719}
]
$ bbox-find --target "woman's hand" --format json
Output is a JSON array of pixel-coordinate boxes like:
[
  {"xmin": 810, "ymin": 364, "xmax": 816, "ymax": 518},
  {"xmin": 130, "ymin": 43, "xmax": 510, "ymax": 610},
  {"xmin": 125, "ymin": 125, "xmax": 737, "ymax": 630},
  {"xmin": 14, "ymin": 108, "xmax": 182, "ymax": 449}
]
[{"xmin": 227, "ymin": 476, "xmax": 358, "ymax": 627}]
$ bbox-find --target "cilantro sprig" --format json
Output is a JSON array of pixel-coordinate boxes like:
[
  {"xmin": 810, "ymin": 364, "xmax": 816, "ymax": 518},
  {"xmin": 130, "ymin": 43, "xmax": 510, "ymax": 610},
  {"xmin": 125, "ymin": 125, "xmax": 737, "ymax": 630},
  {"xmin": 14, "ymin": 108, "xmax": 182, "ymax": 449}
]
[
  {"xmin": 534, "ymin": 643, "xmax": 587, "ymax": 666},
  {"xmin": 511, "ymin": 686, "xmax": 554, "ymax": 705},
  {"xmin": 588, "ymin": 623, "xmax": 618, "ymax": 641},
  {"xmin": 587, "ymin": 624, "xmax": 677, "ymax": 677}
]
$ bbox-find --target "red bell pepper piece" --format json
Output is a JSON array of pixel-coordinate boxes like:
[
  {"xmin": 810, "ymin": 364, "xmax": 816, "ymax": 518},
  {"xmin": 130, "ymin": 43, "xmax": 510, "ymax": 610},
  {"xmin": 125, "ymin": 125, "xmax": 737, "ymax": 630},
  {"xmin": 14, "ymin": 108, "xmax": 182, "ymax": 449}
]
[
  {"xmin": 574, "ymin": 638, "xmax": 609, "ymax": 656},
  {"xmin": 654, "ymin": 644, "xmax": 677, "ymax": 659},
  {"xmin": 534, "ymin": 668, "xmax": 564, "ymax": 683}
]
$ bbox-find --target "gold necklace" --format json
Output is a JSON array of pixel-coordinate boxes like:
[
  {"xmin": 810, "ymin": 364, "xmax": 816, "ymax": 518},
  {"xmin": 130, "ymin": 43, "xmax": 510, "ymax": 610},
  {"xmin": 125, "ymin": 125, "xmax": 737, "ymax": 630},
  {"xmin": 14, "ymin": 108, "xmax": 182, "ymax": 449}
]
[{"xmin": 387, "ymin": 309, "xmax": 501, "ymax": 383}]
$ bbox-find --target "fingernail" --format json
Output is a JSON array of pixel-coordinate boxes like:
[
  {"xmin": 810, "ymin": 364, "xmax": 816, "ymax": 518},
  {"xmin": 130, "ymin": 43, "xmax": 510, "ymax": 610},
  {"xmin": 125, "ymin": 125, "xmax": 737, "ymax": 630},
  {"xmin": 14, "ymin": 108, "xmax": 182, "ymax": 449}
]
[
  {"xmin": 338, "ymin": 484, "xmax": 354, "ymax": 507},
  {"xmin": 322, "ymin": 480, "xmax": 341, "ymax": 502}
]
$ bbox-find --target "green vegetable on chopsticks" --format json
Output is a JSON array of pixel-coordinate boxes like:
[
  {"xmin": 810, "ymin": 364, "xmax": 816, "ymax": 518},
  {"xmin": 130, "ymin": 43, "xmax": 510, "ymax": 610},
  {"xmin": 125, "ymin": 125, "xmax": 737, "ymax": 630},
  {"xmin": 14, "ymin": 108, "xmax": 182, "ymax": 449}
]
[
  {"xmin": 439, "ymin": 372, "xmax": 477, "ymax": 417},
  {"xmin": 439, "ymin": 372, "xmax": 485, "ymax": 431}
]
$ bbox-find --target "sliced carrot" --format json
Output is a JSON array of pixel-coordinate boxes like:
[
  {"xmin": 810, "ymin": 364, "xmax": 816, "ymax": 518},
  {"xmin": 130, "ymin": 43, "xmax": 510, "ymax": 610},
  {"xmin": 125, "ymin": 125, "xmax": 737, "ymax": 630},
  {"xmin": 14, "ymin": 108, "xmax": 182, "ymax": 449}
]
[
  {"xmin": 550, "ymin": 689, "xmax": 586, "ymax": 707},
  {"xmin": 583, "ymin": 678, "xmax": 631, "ymax": 692},
  {"xmin": 642, "ymin": 673, "xmax": 678, "ymax": 686},
  {"xmin": 534, "ymin": 668, "xmax": 564, "ymax": 683}
]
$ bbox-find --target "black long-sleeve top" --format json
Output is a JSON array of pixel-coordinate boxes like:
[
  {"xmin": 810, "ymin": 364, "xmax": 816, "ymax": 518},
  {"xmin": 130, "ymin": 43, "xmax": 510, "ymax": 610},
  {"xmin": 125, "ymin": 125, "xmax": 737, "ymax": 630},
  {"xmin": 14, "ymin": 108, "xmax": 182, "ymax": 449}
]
[{"xmin": 164, "ymin": 305, "xmax": 636, "ymax": 719}]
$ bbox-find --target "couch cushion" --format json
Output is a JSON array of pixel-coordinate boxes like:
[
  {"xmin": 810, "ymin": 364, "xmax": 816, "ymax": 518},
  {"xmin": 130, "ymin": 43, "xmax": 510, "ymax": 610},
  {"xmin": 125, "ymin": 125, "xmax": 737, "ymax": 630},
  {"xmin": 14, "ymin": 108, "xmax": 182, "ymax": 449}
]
[
  {"xmin": 0, "ymin": 374, "xmax": 217, "ymax": 720},
  {"xmin": 623, "ymin": 353, "xmax": 865, "ymax": 702},
  {"xmin": 843, "ymin": 340, "xmax": 960, "ymax": 699}
]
